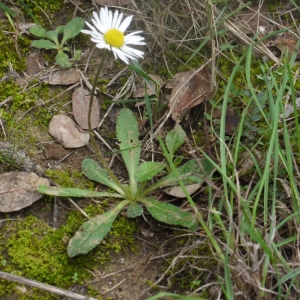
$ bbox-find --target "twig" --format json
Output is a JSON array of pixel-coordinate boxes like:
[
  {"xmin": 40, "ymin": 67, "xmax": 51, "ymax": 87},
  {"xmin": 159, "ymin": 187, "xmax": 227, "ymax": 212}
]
[{"xmin": 0, "ymin": 271, "xmax": 98, "ymax": 300}]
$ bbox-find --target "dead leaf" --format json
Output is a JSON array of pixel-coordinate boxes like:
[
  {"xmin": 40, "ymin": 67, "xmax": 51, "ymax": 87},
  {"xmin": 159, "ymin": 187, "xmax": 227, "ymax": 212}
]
[
  {"xmin": 168, "ymin": 66, "xmax": 213, "ymax": 122},
  {"xmin": 163, "ymin": 183, "xmax": 201, "ymax": 198},
  {"xmin": 48, "ymin": 68, "xmax": 80, "ymax": 85},
  {"xmin": 44, "ymin": 144, "xmax": 71, "ymax": 160},
  {"xmin": 212, "ymin": 107, "xmax": 240, "ymax": 135},
  {"xmin": 273, "ymin": 35, "xmax": 298, "ymax": 53},
  {"xmin": 49, "ymin": 114, "xmax": 89, "ymax": 148},
  {"xmin": 93, "ymin": 0, "xmax": 130, "ymax": 6},
  {"xmin": 72, "ymin": 87, "xmax": 100, "ymax": 130},
  {"xmin": 133, "ymin": 75, "xmax": 164, "ymax": 98},
  {"xmin": 26, "ymin": 49, "xmax": 45, "ymax": 75},
  {"xmin": 0, "ymin": 171, "xmax": 50, "ymax": 212}
]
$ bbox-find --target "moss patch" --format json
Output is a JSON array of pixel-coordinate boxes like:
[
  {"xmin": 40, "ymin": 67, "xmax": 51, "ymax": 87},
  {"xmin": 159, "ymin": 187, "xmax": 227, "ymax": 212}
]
[{"xmin": 0, "ymin": 206, "xmax": 137, "ymax": 299}]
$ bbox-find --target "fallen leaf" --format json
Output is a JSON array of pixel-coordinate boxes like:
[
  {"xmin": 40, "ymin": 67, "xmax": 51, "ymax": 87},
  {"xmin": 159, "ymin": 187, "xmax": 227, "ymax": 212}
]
[
  {"xmin": 168, "ymin": 66, "xmax": 213, "ymax": 122},
  {"xmin": 26, "ymin": 49, "xmax": 45, "ymax": 75},
  {"xmin": 48, "ymin": 68, "xmax": 80, "ymax": 85},
  {"xmin": 44, "ymin": 144, "xmax": 71, "ymax": 160},
  {"xmin": 133, "ymin": 74, "xmax": 164, "ymax": 98},
  {"xmin": 212, "ymin": 107, "xmax": 240, "ymax": 135},
  {"xmin": 163, "ymin": 183, "xmax": 201, "ymax": 198},
  {"xmin": 0, "ymin": 171, "xmax": 50, "ymax": 212},
  {"xmin": 93, "ymin": 0, "xmax": 130, "ymax": 6},
  {"xmin": 49, "ymin": 114, "xmax": 89, "ymax": 148},
  {"xmin": 72, "ymin": 87, "xmax": 100, "ymax": 130}
]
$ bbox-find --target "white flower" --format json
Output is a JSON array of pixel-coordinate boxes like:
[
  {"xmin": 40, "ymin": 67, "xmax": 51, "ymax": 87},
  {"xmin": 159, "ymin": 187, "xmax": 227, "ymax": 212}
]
[
  {"xmin": 81, "ymin": 7, "xmax": 145, "ymax": 64},
  {"xmin": 259, "ymin": 26, "xmax": 266, "ymax": 33}
]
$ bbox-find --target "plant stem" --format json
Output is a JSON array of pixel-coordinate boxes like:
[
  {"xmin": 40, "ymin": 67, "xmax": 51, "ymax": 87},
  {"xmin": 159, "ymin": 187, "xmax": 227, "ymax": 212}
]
[{"xmin": 88, "ymin": 50, "xmax": 129, "ymax": 197}]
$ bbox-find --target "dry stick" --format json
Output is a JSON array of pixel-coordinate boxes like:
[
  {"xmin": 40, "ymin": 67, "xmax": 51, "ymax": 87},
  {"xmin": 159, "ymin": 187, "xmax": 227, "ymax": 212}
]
[{"xmin": 0, "ymin": 271, "xmax": 98, "ymax": 300}]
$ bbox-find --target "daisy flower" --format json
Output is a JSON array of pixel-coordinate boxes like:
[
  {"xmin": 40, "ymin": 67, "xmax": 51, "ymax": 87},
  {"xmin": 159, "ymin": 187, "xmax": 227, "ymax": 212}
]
[{"xmin": 81, "ymin": 6, "xmax": 145, "ymax": 64}]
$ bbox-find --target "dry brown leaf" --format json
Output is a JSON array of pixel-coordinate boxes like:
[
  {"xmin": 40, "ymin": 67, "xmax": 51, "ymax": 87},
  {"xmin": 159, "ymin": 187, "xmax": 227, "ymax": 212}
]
[
  {"xmin": 49, "ymin": 114, "xmax": 89, "ymax": 148},
  {"xmin": 48, "ymin": 68, "xmax": 80, "ymax": 85},
  {"xmin": 168, "ymin": 66, "xmax": 212, "ymax": 122},
  {"xmin": 0, "ymin": 171, "xmax": 50, "ymax": 212},
  {"xmin": 25, "ymin": 49, "xmax": 45, "ymax": 75},
  {"xmin": 163, "ymin": 183, "xmax": 201, "ymax": 198},
  {"xmin": 72, "ymin": 87, "xmax": 100, "ymax": 130},
  {"xmin": 44, "ymin": 144, "xmax": 71, "ymax": 160},
  {"xmin": 212, "ymin": 107, "xmax": 240, "ymax": 135},
  {"xmin": 93, "ymin": 0, "xmax": 130, "ymax": 6},
  {"xmin": 133, "ymin": 75, "xmax": 164, "ymax": 98}
]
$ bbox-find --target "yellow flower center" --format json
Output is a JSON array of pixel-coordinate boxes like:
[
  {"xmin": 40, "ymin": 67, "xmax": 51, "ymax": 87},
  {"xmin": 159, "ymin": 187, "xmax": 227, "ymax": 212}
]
[{"xmin": 104, "ymin": 29, "xmax": 125, "ymax": 48}]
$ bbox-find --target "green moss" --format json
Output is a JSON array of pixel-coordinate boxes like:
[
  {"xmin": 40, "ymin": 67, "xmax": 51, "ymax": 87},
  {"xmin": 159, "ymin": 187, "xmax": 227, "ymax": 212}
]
[
  {"xmin": 45, "ymin": 168, "xmax": 95, "ymax": 190},
  {"xmin": 17, "ymin": 0, "xmax": 64, "ymax": 26},
  {"xmin": 0, "ymin": 208, "xmax": 137, "ymax": 299},
  {"xmin": 0, "ymin": 30, "xmax": 29, "ymax": 77}
]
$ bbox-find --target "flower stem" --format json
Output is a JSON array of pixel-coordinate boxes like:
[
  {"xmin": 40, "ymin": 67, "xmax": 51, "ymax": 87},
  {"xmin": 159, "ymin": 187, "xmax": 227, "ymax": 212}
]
[{"xmin": 88, "ymin": 50, "xmax": 129, "ymax": 197}]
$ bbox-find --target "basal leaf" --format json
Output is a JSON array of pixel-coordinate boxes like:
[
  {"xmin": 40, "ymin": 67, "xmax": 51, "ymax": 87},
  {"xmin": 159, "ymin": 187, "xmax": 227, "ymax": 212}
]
[
  {"xmin": 142, "ymin": 198, "xmax": 197, "ymax": 231},
  {"xmin": 37, "ymin": 185, "xmax": 124, "ymax": 199},
  {"xmin": 55, "ymin": 52, "xmax": 71, "ymax": 67},
  {"xmin": 61, "ymin": 17, "xmax": 85, "ymax": 45},
  {"xmin": 29, "ymin": 26, "xmax": 47, "ymax": 38},
  {"xmin": 55, "ymin": 25, "xmax": 64, "ymax": 34},
  {"xmin": 134, "ymin": 162, "xmax": 165, "ymax": 183},
  {"xmin": 46, "ymin": 30, "xmax": 59, "ymax": 45},
  {"xmin": 82, "ymin": 158, "xmax": 124, "ymax": 195},
  {"xmin": 31, "ymin": 39, "xmax": 56, "ymax": 50},
  {"xmin": 155, "ymin": 158, "xmax": 215, "ymax": 188},
  {"xmin": 67, "ymin": 200, "xmax": 130, "ymax": 257},
  {"xmin": 127, "ymin": 202, "xmax": 143, "ymax": 218},
  {"xmin": 116, "ymin": 108, "xmax": 141, "ymax": 192},
  {"xmin": 165, "ymin": 125, "xmax": 186, "ymax": 157}
]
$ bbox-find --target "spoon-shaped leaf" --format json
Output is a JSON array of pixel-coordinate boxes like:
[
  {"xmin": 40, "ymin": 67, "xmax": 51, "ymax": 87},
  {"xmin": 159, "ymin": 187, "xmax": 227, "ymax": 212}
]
[
  {"xmin": 55, "ymin": 52, "xmax": 71, "ymax": 67},
  {"xmin": 82, "ymin": 158, "xmax": 125, "ymax": 195},
  {"xmin": 61, "ymin": 17, "xmax": 85, "ymax": 45},
  {"xmin": 127, "ymin": 202, "xmax": 143, "ymax": 218},
  {"xmin": 67, "ymin": 200, "xmax": 130, "ymax": 257},
  {"xmin": 116, "ymin": 108, "xmax": 141, "ymax": 193},
  {"xmin": 165, "ymin": 125, "xmax": 186, "ymax": 157},
  {"xmin": 29, "ymin": 26, "xmax": 47, "ymax": 38},
  {"xmin": 31, "ymin": 40, "xmax": 56, "ymax": 50},
  {"xmin": 142, "ymin": 198, "xmax": 197, "ymax": 231},
  {"xmin": 37, "ymin": 185, "xmax": 124, "ymax": 199},
  {"xmin": 134, "ymin": 162, "xmax": 165, "ymax": 183}
]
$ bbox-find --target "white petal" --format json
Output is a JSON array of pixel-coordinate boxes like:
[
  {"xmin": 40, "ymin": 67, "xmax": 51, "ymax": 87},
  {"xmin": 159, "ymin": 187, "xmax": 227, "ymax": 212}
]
[
  {"xmin": 112, "ymin": 10, "xmax": 119, "ymax": 28},
  {"xmin": 96, "ymin": 42, "xmax": 110, "ymax": 51},
  {"xmin": 121, "ymin": 45, "xmax": 144, "ymax": 58},
  {"xmin": 115, "ymin": 12, "xmax": 123, "ymax": 29},
  {"xmin": 113, "ymin": 49, "xmax": 129, "ymax": 64},
  {"xmin": 125, "ymin": 31, "xmax": 144, "ymax": 38},
  {"xmin": 107, "ymin": 9, "xmax": 113, "ymax": 28},
  {"xmin": 100, "ymin": 7, "xmax": 109, "ymax": 32},
  {"xmin": 119, "ymin": 15, "xmax": 133, "ymax": 32},
  {"xmin": 125, "ymin": 35, "xmax": 145, "ymax": 45},
  {"xmin": 85, "ymin": 21, "xmax": 96, "ymax": 31},
  {"xmin": 81, "ymin": 29, "xmax": 94, "ymax": 35},
  {"xmin": 93, "ymin": 16, "xmax": 104, "ymax": 33},
  {"xmin": 93, "ymin": 11, "xmax": 102, "ymax": 30}
]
